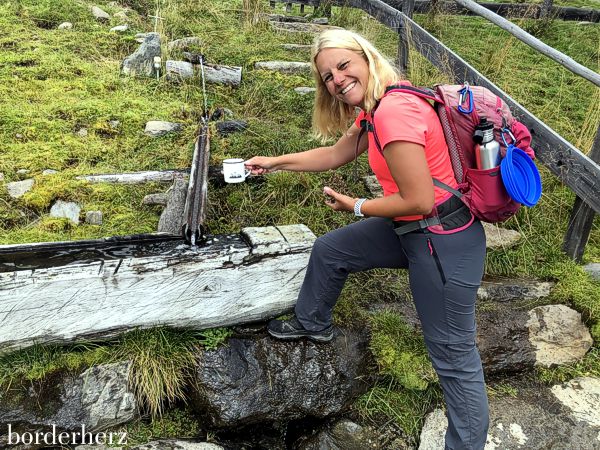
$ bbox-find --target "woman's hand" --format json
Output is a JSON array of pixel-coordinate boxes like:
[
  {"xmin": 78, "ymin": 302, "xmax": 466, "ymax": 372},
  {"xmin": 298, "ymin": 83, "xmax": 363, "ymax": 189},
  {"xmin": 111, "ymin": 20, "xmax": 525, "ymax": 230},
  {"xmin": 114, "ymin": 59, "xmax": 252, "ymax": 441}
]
[
  {"xmin": 245, "ymin": 156, "xmax": 278, "ymax": 175},
  {"xmin": 323, "ymin": 186, "xmax": 358, "ymax": 213}
]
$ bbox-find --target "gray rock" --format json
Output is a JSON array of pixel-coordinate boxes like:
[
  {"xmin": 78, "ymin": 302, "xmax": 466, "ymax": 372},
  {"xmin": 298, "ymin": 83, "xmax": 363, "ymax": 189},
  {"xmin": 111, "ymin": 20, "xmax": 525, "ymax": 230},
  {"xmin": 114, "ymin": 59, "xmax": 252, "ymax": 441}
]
[
  {"xmin": 312, "ymin": 17, "xmax": 329, "ymax": 25},
  {"xmin": 50, "ymin": 200, "xmax": 81, "ymax": 224},
  {"xmin": 110, "ymin": 24, "xmax": 129, "ymax": 33},
  {"xmin": 42, "ymin": 169, "xmax": 58, "ymax": 175},
  {"xmin": 363, "ymin": 175, "xmax": 384, "ymax": 198},
  {"xmin": 526, "ymin": 304, "xmax": 593, "ymax": 367},
  {"xmin": 209, "ymin": 108, "xmax": 234, "ymax": 121},
  {"xmin": 142, "ymin": 193, "xmax": 168, "ymax": 206},
  {"xmin": 166, "ymin": 60, "xmax": 194, "ymax": 81},
  {"xmin": 168, "ymin": 37, "xmax": 203, "ymax": 51},
  {"xmin": 393, "ymin": 301, "xmax": 591, "ymax": 375},
  {"xmin": 189, "ymin": 329, "xmax": 372, "ymax": 427},
  {"xmin": 144, "ymin": 121, "xmax": 183, "ymax": 137},
  {"xmin": 295, "ymin": 87, "xmax": 316, "ymax": 95},
  {"xmin": 108, "ymin": 120, "xmax": 121, "ymax": 130},
  {"xmin": 584, "ymin": 263, "xmax": 600, "ymax": 281},
  {"xmin": 216, "ymin": 120, "xmax": 248, "ymax": 136},
  {"xmin": 7, "ymin": 179, "xmax": 34, "ymax": 198},
  {"xmin": 419, "ymin": 383, "xmax": 600, "ymax": 450},
  {"xmin": 135, "ymin": 33, "xmax": 148, "ymax": 43},
  {"xmin": 281, "ymin": 44, "xmax": 312, "ymax": 51},
  {"xmin": 85, "ymin": 210, "xmax": 103, "ymax": 225},
  {"xmin": 255, "ymin": 61, "xmax": 311, "ymax": 75},
  {"xmin": 158, "ymin": 177, "xmax": 187, "ymax": 234},
  {"xmin": 551, "ymin": 377, "xmax": 600, "ymax": 427},
  {"xmin": 482, "ymin": 222, "xmax": 521, "ymax": 250},
  {"xmin": 265, "ymin": 14, "xmax": 307, "ymax": 23},
  {"xmin": 91, "ymin": 6, "xmax": 111, "ymax": 21},
  {"xmin": 58, "ymin": 22, "xmax": 73, "ymax": 30},
  {"xmin": 122, "ymin": 32, "xmax": 161, "ymax": 77},
  {"xmin": 17, "ymin": 169, "xmax": 30, "ymax": 175},
  {"xmin": 77, "ymin": 127, "xmax": 89, "ymax": 137},
  {"xmin": 0, "ymin": 172, "xmax": 4, "ymax": 181},
  {"xmin": 0, "ymin": 361, "xmax": 136, "ymax": 434},
  {"xmin": 295, "ymin": 419, "xmax": 379, "ymax": 450},
  {"xmin": 203, "ymin": 64, "xmax": 242, "ymax": 87},
  {"xmin": 478, "ymin": 279, "xmax": 554, "ymax": 302},
  {"xmin": 130, "ymin": 441, "xmax": 224, "ymax": 450}
]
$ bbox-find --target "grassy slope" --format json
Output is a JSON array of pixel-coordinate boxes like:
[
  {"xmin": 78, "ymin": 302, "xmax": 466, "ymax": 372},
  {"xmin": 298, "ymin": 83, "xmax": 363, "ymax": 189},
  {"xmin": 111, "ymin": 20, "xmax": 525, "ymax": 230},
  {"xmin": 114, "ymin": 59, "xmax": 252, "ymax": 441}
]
[{"xmin": 0, "ymin": 0, "xmax": 599, "ymax": 442}]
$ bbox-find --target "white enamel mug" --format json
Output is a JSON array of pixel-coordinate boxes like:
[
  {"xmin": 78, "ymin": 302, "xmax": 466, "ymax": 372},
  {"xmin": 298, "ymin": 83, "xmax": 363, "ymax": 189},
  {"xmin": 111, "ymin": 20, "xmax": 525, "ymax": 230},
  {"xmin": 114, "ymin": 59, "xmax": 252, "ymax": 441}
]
[{"xmin": 223, "ymin": 158, "xmax": 251, "ymax": 183}]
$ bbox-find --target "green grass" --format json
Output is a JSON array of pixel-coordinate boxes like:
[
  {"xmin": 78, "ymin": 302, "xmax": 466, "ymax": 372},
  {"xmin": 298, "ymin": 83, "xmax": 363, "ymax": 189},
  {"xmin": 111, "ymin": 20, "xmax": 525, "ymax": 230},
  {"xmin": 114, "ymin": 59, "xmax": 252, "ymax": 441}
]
[{"xmin": 0, "ymin": 0, "xmax": 599, "ymax": 443}]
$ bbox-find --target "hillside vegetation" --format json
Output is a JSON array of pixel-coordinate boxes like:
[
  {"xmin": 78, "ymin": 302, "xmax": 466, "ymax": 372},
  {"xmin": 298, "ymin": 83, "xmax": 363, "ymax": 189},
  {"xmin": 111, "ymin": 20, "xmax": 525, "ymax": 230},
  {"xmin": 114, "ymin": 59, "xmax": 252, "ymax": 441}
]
[{"xmin": 0, "ymin": 0, "xmax": 599, "ymax": 442}]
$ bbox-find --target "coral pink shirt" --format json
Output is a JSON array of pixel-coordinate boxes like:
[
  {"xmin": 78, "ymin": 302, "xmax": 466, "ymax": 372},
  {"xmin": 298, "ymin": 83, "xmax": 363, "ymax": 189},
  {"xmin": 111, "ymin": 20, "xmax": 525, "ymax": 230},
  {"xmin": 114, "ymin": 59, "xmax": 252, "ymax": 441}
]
[{"xmin": 356, "ymin": 88, "xmax": 458, "ymax": 221}]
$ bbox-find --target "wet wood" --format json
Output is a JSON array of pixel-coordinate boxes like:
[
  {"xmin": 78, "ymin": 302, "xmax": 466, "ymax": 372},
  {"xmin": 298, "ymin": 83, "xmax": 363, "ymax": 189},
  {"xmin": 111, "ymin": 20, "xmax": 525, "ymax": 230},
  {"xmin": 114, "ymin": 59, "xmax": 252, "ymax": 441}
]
[
  {"xmin": 0, "ymin": 225, "xmax": 316, "ymax": 353},
  {"xmin": 158, "ymin": 176, "xmax": 188, "ymax": 235}
]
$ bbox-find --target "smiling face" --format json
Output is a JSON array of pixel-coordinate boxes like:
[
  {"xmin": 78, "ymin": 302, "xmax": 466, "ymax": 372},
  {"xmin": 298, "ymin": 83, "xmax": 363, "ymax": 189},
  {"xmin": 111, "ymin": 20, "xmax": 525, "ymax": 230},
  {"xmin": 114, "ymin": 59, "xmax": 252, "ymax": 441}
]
[{"xmin": 315, "ymin": 47, "xmax": 370, "ymax": 109}]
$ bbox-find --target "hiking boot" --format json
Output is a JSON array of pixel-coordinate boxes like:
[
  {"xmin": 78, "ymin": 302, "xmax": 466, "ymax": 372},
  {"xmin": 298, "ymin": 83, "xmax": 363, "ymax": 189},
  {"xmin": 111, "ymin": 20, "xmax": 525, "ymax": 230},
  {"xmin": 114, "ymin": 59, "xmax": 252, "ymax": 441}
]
[{"xmin": 267, "ymin": 316, "xmax": 334, "ymax": 343}]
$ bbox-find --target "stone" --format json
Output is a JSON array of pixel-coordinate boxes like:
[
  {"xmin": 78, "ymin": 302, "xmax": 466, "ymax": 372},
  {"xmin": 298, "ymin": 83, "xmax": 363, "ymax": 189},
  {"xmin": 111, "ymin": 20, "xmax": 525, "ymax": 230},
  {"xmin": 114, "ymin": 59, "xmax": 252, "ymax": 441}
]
[
  {"xmin": 183, "ymin": 51, "xmax": 206, "ymax": 65},
  {"xmin": 281, "ymin": 44, "xmax": 312, "ymax": 51},
  {"xmin": 477, "ymin": 279, "xmax": 554, "ymax": 302},
  {"xmin": 50, "ymin": 200, "xmax": 81, "ymax": 224},
  {"xmin": 295, "ymin": 87, "xmax": 316, "ymax": 95},
  {"xmin": 209, "ymin": 108, "xmax": 234, "ymax": 121},
  {"xmin": 203, "ymin": 64, "xmax": 243, "ymax": 87},
  {"xmin": 158, "ymin": 177, "xmax": 187, "ymax": 234},
  {"xmin": 77, "ymin": 127, "xmax": 89, "ymax": 137},
  {"xmin": 255, "ymin": 61, "xmax": 311, "ymax": 75},
  {"xmin": 526, "ymin": 304, "xmax": 593, "ymax": 367},
  {"xmin": 58, "ymin": 22, "xmax": 73, "ymax": 30},
  {"xmin": 189, "ymin": 328, "xmax": 372, "ymax": 428},
  {"xmin": 6, "ymin": 179, "xmax": 34, "ymax": 198},
  {"xmin": 85, "ymin": 210, "xmax": 103, "ymax": 225},
  {"xmin": 130, "ymin": 441, "xmax": 224, "ymax": 450},
  {"xmin": 135, "ymin": 33, "xmax": 148, "ymax": 43},
  {"xmin": 216, "ymin": 120, "xmax": 248, "ymax": 136},
  {"xmin": 91, "ymin": 6, "xmax": 111, "ymax": 21},
  {"xmin": 363, "ymin": 175, "xmax": 384, "ymax": 198},
  {"xmin": 142, "ymin": 193, "xmax": 168, "ymax": 206},
  {"xmin": 551, "ymin": 377, "xmax": 600, "ymax": 427},
  {"xmin": 166, "ymin": 60, "xmax": 194, "ymax": 81},
  {"xmin": 584, "ymin": 263, "xmax": 600, "ymax": 281},
  {"xmin": 168, "ymin": 37, "xmax": 203, "ymax": 51},
  {"xmin": 482, "ymin": 222, "xmax": 521, "ymax": 250},
  {"xmin": 419, "ymin": 382, "xmax": 600, "ymax": 449},
  {"xmin": 16, "ymin": 169, "xmax": 30, "ymax": 175},
  {"xmin": 108, "ymin": 120, "xmax": 121, "ymax": 129},
  {"xmin": 144, "ymin": 121, "xmax": 183, "ymax": 137},
  {"xmin": 264, "ymin": 14, "xmax": 307, "ymax": 23},
  {"xmin": 0, "ymin": 361, "xmax": 137, "ymax": 435},
  {"xmin": 110, "ymin": 24, "xmax": 129, "ymax": 32},
  {"xmin": 312, "ymin": 17, "xmax": 329, "ymax": 25},
  {"xmin": 0, "ymin": 173, "xmax": 4, "ymax": 181},
  {"xmin": 295, "ymin": 419, "xmax": 379, "ymax": 450},
  {"xmin": 393, "ymin": 301, "xmax": 591, "ymax": 375},
  {"xmin": 122, "ymin": 32, "xmax": 161, "ymax": 77},
  {"xmin": 42, "ymin": 169, "xmax": 58, "ymax": 175}
]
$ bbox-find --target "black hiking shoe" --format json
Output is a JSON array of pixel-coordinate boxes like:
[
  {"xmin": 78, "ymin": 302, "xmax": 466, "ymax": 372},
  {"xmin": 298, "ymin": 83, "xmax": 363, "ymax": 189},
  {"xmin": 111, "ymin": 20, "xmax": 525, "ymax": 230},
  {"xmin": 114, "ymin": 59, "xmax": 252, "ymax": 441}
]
[{"xmin": 267, "ymin": 316, "xmax": 334, "ymax": 343}]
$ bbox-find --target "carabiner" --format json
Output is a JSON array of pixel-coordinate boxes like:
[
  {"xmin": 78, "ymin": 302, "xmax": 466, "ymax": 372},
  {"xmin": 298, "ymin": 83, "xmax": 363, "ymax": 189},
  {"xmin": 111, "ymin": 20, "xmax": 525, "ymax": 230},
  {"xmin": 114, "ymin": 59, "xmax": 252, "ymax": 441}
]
[
  {"xmin": 457, "ymin": 83, "xmax": 474, "ymax": 114},
  {"xmin": 501, "ymin": 127, "xmax": 516, "ymax": 147}
]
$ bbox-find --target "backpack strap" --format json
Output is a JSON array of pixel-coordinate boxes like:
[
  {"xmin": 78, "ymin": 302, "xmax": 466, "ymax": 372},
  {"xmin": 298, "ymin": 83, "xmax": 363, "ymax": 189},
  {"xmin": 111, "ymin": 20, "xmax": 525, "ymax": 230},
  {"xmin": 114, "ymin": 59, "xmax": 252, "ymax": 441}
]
[{"xmin": 433, "ymin": 178, "xmax": 463, "ymax": 198}]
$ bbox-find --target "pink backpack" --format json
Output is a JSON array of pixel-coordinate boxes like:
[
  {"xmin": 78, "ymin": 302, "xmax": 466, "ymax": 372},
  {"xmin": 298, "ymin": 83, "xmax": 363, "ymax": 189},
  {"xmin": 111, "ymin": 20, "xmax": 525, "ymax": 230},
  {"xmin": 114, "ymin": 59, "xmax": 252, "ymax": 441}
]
[{"xmin": 372, "ymin": 84, "xmax": 536, "ymax": 223}]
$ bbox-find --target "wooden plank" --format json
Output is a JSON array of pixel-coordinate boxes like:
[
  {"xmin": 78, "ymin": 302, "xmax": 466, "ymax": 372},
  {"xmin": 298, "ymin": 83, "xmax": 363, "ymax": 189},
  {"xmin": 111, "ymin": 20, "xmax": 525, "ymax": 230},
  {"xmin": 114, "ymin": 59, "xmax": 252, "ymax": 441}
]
[
  {"xmin": 0, "ymin": 225, "xmax": 316, "ymax": 353},
  {"xmin": 453, "ymin": 0, "xmax": 600, "ymax": 87},
  {"xmin": 563, "ymin": 125, "xmax": 600, "ymax": 262},
  {"xmin": 352, "ymin": 0, "xmax": 600, "ymax": 214}
]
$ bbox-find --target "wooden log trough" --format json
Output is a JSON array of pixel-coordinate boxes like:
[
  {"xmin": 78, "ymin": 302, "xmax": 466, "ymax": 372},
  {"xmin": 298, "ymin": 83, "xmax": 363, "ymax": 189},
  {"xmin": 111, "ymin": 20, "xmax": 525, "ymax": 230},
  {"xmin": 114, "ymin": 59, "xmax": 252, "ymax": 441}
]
[{"xmin": 0, "ymin": 225, "xmax": 316, "ymax": 354}]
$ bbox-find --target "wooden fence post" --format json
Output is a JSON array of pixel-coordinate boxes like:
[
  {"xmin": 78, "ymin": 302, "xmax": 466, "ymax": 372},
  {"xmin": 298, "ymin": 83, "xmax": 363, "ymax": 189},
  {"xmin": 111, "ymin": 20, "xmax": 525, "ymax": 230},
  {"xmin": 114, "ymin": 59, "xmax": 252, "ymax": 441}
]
[
  {"xmin": 398, "ymin": 0, "xmax": 415, "ymax": 75},
  {"xmin": 562, "ymin": 124, "xmax": 600, "ymax": 262}
]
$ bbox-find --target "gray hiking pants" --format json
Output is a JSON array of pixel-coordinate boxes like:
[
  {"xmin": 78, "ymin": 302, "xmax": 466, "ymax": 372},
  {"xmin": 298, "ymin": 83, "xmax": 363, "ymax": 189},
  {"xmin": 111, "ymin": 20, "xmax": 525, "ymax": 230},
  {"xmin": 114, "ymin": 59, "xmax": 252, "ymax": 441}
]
[{"xmin": 295, "ymin": 217, "xmax": 488, "ymax": 450}]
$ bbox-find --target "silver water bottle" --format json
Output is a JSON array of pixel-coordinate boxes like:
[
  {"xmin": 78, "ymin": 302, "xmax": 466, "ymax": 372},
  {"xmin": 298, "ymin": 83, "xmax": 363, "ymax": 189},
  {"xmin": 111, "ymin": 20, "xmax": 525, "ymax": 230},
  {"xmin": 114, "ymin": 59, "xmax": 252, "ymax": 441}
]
[{"xmin": 473, "ymin": 118, "xmax": 500, "ymax": 169}]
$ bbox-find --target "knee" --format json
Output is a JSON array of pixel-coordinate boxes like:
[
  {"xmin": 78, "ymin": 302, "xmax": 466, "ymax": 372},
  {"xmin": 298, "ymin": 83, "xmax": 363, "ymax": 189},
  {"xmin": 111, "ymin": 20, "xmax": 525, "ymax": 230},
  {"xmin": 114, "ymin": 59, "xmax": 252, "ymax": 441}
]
[
  {"xmin": 426, "ymin": 340, "xmax": 484, "ymax": 380},
  {"xmin": 311, "ymin": 234, "xmax": 337, "ymax": 258}
]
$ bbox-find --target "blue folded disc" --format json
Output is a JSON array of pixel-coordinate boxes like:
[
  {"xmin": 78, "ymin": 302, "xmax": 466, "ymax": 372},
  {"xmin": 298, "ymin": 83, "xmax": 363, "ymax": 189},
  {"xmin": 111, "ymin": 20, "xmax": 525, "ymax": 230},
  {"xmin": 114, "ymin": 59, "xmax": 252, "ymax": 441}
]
[{"xmin": 500, "ymin": 145, "xmax": 542, "ymax": 207}]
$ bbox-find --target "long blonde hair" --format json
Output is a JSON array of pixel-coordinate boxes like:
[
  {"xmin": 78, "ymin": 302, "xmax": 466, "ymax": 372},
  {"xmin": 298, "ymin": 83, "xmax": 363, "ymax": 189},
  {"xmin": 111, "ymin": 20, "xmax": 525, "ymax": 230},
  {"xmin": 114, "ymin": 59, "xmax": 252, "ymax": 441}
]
[{"xmin": 311, "ymin": 29, "xmax": 401, "ymax": 140}]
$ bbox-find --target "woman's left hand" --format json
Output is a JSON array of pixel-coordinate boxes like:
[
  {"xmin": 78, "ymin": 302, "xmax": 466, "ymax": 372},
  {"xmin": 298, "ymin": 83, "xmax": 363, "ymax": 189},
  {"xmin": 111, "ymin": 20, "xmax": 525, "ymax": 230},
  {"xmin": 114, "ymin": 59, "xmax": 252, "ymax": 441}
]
[{"xmin": 323, "ymin": 186, "xmax": 357, "ymax": 213}]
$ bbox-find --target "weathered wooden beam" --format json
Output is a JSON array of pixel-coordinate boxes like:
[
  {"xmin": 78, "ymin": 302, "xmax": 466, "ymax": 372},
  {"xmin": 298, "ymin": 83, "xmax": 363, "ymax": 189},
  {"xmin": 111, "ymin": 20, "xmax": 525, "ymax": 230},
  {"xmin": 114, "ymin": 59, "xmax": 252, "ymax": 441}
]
[
  {"xmin": 350, "ymin": 0, "xmax": 600, "ymax": 215},
  {"xmin": 453, "ymin": 0, "xmax": 600, "ymax": 87},
  {"xmin": 77, "ymin": 166, "xmax": 224, "ymax": 185},
  {"xmin": 563, "ymin": 124, "xmax": 600, "ymax": 262},
  {"xmin": 0, "ymin": 225, "xmax": 316, "ymax": 353}
]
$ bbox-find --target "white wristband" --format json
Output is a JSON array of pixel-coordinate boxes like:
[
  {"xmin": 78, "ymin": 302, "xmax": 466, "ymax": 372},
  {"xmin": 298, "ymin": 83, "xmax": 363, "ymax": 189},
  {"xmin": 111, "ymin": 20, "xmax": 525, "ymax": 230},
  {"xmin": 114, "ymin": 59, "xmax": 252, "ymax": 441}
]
[{"xmin": 354, "ymin": 198, "xmax": 367, "ymax": 217}]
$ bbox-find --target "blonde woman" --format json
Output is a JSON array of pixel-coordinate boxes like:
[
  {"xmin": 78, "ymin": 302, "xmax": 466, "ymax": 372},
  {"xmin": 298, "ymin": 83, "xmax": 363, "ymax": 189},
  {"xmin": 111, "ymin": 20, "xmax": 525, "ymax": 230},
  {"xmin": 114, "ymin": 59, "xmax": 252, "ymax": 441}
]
[{"xmin": 246, "ymin": 29, "xmax": 488, "ymax": 449}]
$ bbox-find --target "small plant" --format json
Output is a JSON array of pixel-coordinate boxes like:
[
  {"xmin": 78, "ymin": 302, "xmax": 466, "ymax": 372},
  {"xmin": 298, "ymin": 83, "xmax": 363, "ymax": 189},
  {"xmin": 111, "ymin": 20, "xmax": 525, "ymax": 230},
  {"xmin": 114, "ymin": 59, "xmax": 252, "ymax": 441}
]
[{"xmin": 196, "ymin": 327, "xmax": 233, "ymax": 350}]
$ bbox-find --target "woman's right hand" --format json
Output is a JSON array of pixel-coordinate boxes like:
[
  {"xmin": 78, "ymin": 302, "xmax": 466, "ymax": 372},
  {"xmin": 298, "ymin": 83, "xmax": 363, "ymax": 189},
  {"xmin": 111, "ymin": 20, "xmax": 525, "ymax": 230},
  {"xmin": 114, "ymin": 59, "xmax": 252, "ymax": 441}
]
[{"xmin": 245, "ymin": 156, "xmax": 278, "ymax": 175}]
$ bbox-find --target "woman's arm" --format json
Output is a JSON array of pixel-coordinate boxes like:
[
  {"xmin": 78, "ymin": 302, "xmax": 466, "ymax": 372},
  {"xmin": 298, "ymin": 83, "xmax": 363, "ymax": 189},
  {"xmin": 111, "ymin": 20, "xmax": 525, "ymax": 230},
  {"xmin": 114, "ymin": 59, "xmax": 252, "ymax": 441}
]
[
  {"xmin": 246, "ymin": 123, "xmax": 368, "ymax": 174},
  {"xmin": 325, "ymin": 140, "xmax": 435, "ymax": 217}
]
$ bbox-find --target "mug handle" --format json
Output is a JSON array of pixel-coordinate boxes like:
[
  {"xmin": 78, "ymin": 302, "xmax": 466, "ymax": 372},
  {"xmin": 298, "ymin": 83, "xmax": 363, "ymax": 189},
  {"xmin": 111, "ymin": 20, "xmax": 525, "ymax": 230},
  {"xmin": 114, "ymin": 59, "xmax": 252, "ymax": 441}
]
[{"xmin": 243, "ymin": 168, "xmax": 251, "ymax": 179}]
